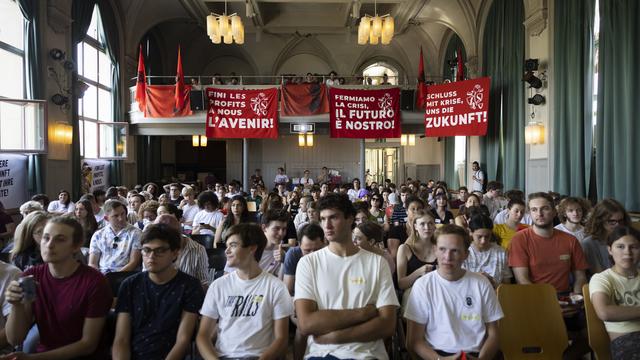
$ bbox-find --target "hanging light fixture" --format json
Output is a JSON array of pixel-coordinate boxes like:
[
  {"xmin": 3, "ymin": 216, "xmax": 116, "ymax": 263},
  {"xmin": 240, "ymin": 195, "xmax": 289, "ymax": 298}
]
[
  {"xmin": 400, "ymin": 134, "xmax": 416, "ymax": 146},
  {"xmin": 207, "ymin": 0, "xmax": 244, "ymax": 45},
  {"xmin": 298, "ymin": 133, "xmax": 314, "ymax": 147},
  {"xmin": 192, "ymin": 135, "xmax": 208, "ymax": 147},
  {"xmin": 358, "ymin": 0, "xmax": 394, "ymax": 45}
]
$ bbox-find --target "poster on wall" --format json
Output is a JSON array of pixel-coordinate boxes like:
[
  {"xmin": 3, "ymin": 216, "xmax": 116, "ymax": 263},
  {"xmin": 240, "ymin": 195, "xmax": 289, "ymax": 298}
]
[
  {"xmin": 205, "ymin": 87, "xmax": 279, "ymax": 139},
  {"xmin": 81, "ymin": 160, "xmax": 110, "ymax": 194},
  {"xmin": 329, "ymin": 87, "xmax": 402, "ymax": 139},
  {"xmin": 423, "ymin": 77, "xmax": 491, "ymax": 137},
  {"xmin": 0, "ymin": 154, "xmax": 27, "ymax": 209}
]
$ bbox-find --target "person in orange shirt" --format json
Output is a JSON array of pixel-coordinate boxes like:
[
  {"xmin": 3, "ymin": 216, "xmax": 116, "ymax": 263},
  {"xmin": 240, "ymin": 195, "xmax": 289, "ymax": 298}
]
[{"xmin": 509, "ymin": 192, "xmax": 590, "ymax": 359}]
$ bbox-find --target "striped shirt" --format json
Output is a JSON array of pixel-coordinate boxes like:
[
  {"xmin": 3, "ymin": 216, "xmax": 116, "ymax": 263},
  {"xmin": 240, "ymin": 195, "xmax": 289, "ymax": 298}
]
[{"xmin": 176, "ymin": 236, "xmax": 209, "ymax": 287}]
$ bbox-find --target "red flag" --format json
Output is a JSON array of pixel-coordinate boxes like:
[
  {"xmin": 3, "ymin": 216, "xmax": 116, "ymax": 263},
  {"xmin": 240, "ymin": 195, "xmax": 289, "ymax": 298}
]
[
  {"xmin": 135, "ymin": 44, "xmax": 146, "ymax": 112},
  {"xmin": 174, "ymin": 45, "xmax": 185, "ymax": 111},
  {"xmin": 456, "ymin": 47, "xmax": 465, "ymax": 81},
  {"xmin": 416, "ymin": 46, "xmax": 427, "ymax": 109}
]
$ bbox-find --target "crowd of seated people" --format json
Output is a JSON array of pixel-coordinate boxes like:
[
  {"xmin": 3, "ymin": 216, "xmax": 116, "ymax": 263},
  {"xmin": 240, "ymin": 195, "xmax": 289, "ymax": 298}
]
[{"xmin": 0, "ymin": 168, "xmax": 638, "ymax": 359}]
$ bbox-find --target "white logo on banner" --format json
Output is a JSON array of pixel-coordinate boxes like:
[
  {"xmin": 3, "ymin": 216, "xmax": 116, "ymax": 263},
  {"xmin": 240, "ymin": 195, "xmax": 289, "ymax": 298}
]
[
  {"xmin": 466, "ymin": 84, "xmax": 484, "ymax": 110},
  {"xmin": 378, "ymin": 93, "xmax": 393, "ymax": 110},
  {"xmin": 250, "ymin": 93, "xmax": 269, "ymax": 116}
]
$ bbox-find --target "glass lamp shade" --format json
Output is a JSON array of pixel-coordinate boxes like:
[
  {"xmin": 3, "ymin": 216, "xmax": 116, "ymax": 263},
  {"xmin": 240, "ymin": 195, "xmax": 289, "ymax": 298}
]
[
  {"xmin": 219, "ymin": 15, "xmax": 230, "ymax": 35},
  {"xmin": 369, "ymin": 31, "xmax": 379, "ymax": 45},
  {"xmin": 383, "ymin": 16, "xmax": 394, "ymax": 37},
  {"xmin": 232, "ymin": 15, "xmax": 243, "ymax": 38},
  {"xmin": 372, "ymin": 16, "xmax": 382, "ymax": 37}
]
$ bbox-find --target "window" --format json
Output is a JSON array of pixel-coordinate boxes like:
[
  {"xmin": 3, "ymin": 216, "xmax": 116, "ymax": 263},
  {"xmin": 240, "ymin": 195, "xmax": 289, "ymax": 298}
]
[
  {"xmin": 362, "ymin": 62, "xmax": 399, "ymax": 85},
  {"xmin": 0, "ymin": 0, "xmax": 24, "ymax": 99},
  {"xmin": 454, "ymin": 136, "xmax": 466, "ymax": 186},
  {"xmin": 77, "ymin": 5, "xmax": 122, "ymax": 159},
  {"xmin": 0, "ymin": 0, "xmax": 45, "ymax": 153}
]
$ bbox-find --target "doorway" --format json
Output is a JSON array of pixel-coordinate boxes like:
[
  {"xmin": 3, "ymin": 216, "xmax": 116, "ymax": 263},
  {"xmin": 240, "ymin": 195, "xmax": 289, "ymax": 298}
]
[{"xmin": 365, "ymin": 147, "xmax": 399, "ymax": 185}]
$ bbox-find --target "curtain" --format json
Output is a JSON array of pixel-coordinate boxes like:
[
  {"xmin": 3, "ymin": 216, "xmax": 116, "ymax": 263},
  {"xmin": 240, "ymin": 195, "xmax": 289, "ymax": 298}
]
[
  {"xmin": 71, "ymin": 0, "xmax": 97, "ymax": 199},
  {"xmin": 441, "ymin": 34, "xmax": 465, "ymax": 82},
  {"xmin": 18, "ymin": 0, "xmax": 45, "ymax": 195},
  {"xmin": 480, "ymin": 0, "xmax": 525, "ymax": 191},
  {"xmin": 444, "ymin": 137, "xmax": 456, "ymax": 188},
  {"xmin": 137, "ymin": 136, "xmax": 162, "ymax": 184},
  {"xmin": 552, "ymin": 0, "xmax": 595, "ymax": 197},
  {"xmin": 596, "ymin": 0, "xmax": 640, "ymax": 210},
  {"xmin": 96, "ymin": 0, "xmax": 123, "ymax": 186}
]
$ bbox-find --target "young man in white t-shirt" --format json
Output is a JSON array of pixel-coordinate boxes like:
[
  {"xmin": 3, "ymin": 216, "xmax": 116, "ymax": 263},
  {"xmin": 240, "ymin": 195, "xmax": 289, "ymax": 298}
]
[
  {"xmin": 196, "ymin": 223, "xmax": 293, "ymax": 359},
  {"xmin": 295, "ymin": 193, "xmax": 399, "ymax": 359},
  {"xmin": 405, "ymin": 224, "xmax": 503, "ymax": 360}
]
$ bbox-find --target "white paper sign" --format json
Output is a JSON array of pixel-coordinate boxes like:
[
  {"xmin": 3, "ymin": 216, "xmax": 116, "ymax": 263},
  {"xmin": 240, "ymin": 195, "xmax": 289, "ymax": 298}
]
[{"xmin": 0, "ymin": 154, "xmax": 28, "ymax": 209}]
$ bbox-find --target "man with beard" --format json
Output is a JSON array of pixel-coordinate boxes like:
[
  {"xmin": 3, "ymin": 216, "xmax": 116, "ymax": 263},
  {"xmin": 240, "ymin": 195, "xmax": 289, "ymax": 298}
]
[{"xmin": 509, "ymin": 192, "xmax": 590, "ymax": 360}]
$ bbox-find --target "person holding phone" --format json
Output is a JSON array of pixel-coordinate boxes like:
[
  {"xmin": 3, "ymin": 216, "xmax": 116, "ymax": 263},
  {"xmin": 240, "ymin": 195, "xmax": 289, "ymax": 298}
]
[{"xmin": 4, "ymin": 216, "xmax": 112, "ymax": 359}]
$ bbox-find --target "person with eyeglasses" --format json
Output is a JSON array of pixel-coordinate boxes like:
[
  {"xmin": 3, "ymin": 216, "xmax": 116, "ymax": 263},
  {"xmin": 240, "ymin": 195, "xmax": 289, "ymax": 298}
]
[
  {"xmin": 582, "ymin": 198, "xmax": 631, "ymax": 276},
  {"xmin": 369, "ymin": 194, "xmax": 389, "ymax": 232},
  {"xmin": 112, "ymin": 223, "xmax": 204, "ymax": 360},
  {"xmin": 196, "ymin": 223, "xmax": 293, "ymax": 360},
  {"xmin": 89, "ymin": 200, "xmax": 142, "ymax": 274}
]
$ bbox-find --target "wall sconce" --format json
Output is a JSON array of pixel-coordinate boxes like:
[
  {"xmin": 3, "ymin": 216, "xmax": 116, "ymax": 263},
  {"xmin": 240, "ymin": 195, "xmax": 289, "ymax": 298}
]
[
  {"xmin": 400, "ymin": 134, "xmax": 415, "ymax": 146},
  {"xmin": 525, "ymin": 122, "xmax": 545, "ymax": 145},
  {"xmin": 192, "ymin": 135, "xmax": 208, "ymax": 147},
  {"xmin": 298, "ymin": 133, "xmax": 314, "ymax": 147},
  {"xmin": 52, "ymin": 122, "xmax": 73, "ymax": 145}
]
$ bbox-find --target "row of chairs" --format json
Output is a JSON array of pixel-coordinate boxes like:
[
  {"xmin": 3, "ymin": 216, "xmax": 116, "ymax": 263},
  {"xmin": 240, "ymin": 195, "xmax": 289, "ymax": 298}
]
[{"xmin": 497, "ymin": 283, "xmax": 610, "ymax": 360}]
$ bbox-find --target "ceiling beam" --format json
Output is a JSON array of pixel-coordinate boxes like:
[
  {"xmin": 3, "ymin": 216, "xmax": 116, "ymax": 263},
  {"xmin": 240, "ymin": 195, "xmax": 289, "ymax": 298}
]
[
  {"xmin": 182, "ymin": 0, "xmax": 211, "ymax": 25},
  {"xmin": 247, "ymin": 0, "xmax": 265, "ymax": 27},
  {"xmin": 393, "ymin": 0, "xmax": 428, "ymax": 34}
]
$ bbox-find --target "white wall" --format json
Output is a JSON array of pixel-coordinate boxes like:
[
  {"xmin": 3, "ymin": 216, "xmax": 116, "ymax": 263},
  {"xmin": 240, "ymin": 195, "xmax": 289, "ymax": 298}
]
[{"xmin": 524, "ymin": 0, "xmax": 552, "ymax": 193}]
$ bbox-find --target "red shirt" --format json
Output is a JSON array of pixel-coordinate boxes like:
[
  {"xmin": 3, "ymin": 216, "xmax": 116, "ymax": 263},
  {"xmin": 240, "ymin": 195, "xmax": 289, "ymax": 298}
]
[
  {"xmin": 24, "ymin": 263, "xmax": 112, "ymax": 355},
  {"xmin": 508, "ymin": 227, "xmax": 589, "ymax": 292}
]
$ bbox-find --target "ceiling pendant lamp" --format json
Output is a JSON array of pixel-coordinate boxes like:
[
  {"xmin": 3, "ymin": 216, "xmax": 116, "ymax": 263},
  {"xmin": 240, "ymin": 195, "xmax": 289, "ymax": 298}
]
[
  {"xmin": 357, "ymin": 0, "xmax": 394, "ymax": 45},
  {"xmin": 206, "ymin": 0, "xmax": 244, "ymax": 45}
]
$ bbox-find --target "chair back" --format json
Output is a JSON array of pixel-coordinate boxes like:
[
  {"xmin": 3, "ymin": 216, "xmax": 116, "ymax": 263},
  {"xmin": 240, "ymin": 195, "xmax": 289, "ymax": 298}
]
[
  {"xmin": 105, "ymin": 271, "xmax": 139, "ymax": 296},
  {"xmin": 207, "ymin": 247, "xmax": 226, "ymax": 271},
  {"xmin": 191, "ymin": 234, "xmax": 215, "ymax": 249},
  {"xmin": 497, "ymin": 283, "xmax": 569, "ymax": 359},
  {"xmin": 582, "ymin": 284, "xmax": 611, "ymax": 360},
  {"xmin": 207, "ymin": 247, "xmax": 227, "ymax": 280}
]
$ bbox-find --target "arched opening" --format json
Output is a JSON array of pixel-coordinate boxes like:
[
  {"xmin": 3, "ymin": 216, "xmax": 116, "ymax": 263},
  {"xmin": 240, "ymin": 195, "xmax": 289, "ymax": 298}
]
[{"xmin": 362, "ymin": 62, "xmax": 398, "ymax": 85}]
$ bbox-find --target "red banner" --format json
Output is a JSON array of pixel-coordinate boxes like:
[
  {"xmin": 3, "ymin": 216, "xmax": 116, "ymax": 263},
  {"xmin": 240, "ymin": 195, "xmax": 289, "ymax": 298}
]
[
  {"xmin": 206, "ymin": 87, "xmax": 278, "ymax": 139},
  {"xmin": 281, "ymin": 84, "xmax": 329, "ymax": 116},
  {"xmin": 424, "ymin": 77, "xmax": 490, "ymax": 137},
  {"xmin": 329, "ymin": 87, "xmax": 402, "ymax": 139},
  {"xmin": 144, "ymin": 85, "xmax": 192, "ymax": 118}
]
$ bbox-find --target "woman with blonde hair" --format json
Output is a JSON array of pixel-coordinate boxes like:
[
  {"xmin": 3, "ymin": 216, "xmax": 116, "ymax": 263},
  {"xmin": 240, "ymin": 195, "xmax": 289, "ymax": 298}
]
[
  {"xmin": 397, "ymin": 210, "xmax": 437, "ymax": 306},
  {"xmin": 10, "ymin": 211, "xmax": 51, "ymax": 270}
]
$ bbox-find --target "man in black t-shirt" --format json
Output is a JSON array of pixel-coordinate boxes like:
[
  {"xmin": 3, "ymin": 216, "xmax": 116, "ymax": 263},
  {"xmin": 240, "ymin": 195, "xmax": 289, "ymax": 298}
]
[{"xmin": 112, "ymin": 223, "xmax": 204, "ymax": 359}]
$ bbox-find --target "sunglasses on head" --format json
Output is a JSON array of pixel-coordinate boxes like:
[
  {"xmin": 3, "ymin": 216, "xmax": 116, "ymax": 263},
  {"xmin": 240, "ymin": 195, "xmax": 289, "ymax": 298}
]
[{"xmin": 112, "ymin": 236, "xmax": 121, "ymax": 249}]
